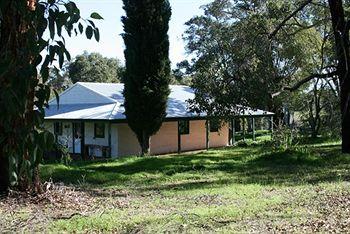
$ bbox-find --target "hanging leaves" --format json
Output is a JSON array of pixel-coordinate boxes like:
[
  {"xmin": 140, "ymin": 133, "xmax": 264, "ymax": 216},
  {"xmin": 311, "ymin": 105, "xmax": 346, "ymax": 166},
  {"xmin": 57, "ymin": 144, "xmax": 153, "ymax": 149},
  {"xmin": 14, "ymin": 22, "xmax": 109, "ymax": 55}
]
[
  {"xmin": 86, "ymin": 26, "xmax": 93, "ymax": 39},
  {"xmin": 90, "ymin": 12, "xmax": 103, "ymax": 20}
]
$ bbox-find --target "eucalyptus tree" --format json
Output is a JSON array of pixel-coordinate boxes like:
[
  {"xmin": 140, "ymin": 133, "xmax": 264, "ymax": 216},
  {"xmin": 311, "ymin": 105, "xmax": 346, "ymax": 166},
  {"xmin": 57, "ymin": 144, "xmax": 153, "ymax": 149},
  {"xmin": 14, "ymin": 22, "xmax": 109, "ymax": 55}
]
[
  {"xmin": 185, "ymin": 0, "xmax": 350, "ymax": 153},
  {"xmin": 0, "ymin": 0, "xmax": 102, "ymax": 193},
  {"xmin": 269, "ymin": 0, "xmax": 350, "ymax": 153},
  {"xmin": 183, "ymin": 0, "xmax": 324, "ymax": 122}
]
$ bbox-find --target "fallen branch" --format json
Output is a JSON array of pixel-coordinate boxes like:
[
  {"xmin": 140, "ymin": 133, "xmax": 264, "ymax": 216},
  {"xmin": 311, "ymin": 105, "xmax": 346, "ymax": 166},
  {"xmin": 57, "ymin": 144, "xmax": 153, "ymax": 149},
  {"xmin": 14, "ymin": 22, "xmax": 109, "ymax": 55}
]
[
  {"xmin": 52, "ymin": 212, "xmax": 88, "ymax": 220},
  {"xmin": 271, "ymin": 70, "xmax": 338, "ymax": 98}
]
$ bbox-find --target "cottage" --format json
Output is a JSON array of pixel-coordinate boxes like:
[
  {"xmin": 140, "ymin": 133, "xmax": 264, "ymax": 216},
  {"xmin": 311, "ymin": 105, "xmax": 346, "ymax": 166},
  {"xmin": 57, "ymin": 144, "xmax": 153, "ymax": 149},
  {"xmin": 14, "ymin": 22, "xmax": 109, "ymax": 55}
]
[{"xmin": 44, "ymin": 82, "xmax": 274, "ymax": 158}]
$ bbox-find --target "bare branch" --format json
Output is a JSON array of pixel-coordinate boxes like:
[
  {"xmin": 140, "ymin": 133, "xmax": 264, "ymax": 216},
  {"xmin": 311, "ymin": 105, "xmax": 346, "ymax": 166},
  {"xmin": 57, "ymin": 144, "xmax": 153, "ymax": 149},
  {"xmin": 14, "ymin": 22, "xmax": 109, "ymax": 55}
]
[
  {"xmin": 271, "ymin": 70, "xmax": 338, "ymax": 98},
  {"xmin": 268, "ymin": 0, "xmax": 312, "ymax": 39}
]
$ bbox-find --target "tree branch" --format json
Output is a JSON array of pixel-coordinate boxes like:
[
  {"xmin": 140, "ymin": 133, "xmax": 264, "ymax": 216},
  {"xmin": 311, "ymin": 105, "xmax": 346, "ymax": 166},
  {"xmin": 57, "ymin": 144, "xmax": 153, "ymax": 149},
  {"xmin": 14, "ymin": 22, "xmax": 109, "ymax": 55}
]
[
  {"xmin": 271, "ymin": 70, "xmax": 338, "ymax": 98},
  {"xmin": 269, "ymin": 0, "xmax": 312, "ymax": 39}
]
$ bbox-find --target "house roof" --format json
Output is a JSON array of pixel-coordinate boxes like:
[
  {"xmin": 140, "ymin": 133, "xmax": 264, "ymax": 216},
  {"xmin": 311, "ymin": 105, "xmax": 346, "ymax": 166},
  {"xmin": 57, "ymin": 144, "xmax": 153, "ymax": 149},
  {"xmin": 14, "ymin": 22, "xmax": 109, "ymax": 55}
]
[{"xmin": 45, "ymin": 82, "xmax": 274, "ymax": 121}]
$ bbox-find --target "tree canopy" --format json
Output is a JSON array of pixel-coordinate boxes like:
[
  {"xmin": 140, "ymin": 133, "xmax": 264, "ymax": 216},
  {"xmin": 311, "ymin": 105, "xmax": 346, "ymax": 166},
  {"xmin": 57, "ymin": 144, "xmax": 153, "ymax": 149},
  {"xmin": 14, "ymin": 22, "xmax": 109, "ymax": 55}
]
[
  {"xmin": 68, "ymin": 52, "xmax": 124, "ymax": 84},
  {"xmin": 182, "ymin": 0, "xmax": 349, "ymax": 152},
  {"xmin": 183, "ymin": 0, "xmax": 328, "ymax": 119}
]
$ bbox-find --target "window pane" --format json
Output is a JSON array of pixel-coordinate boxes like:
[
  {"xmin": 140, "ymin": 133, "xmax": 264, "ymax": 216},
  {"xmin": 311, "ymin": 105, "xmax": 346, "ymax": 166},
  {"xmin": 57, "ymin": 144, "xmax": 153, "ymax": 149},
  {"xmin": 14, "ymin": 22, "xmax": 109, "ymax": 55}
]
[
  {"xmin": 179, "ymin": 120, "xmax": 189, "ymax": 135},
  {"xmin": 210, "ymin": 119, "xmax": 220, "ymax": 132},
  {"xmin": 94, "ymin": 123, "xmax": 105, "ymax": 138},
  {"xmin": 73, "ymin": 123, "xmax": 82, "ymax": 139},
  {"xmin": 54, "ymin": 122, "xmax": 62, "ymax": 135}
]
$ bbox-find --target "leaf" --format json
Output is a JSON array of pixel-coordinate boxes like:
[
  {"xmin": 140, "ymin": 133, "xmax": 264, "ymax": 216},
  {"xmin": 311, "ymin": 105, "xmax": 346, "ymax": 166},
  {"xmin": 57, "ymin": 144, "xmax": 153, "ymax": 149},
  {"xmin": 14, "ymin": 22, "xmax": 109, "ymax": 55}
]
[
  {"xmin": 48, "ymin": 45, "xmax": 57, "ymax": 63},
  {"xmin": 86, "ymin": 26, "xmax": 93, "ymax": 39},
  {"xmin": 58, "ymin": 48, "xmax": 64, "ymax": 68},
  {"xmin": 64, "ymin": 48, "xmax": 71, "ymax": 61},
  {"xmin": 48, "ymin": 16, "xmax": 55, "ymax": 40},
  {"xmin": 90, "ymin": 12, "xmax": 103, "ymax": 20},
  {"xmin": 65, "ymin": 2, "xmax": 77, "ymax": 14},
  {"xmin": 34, "ymin": 55, "xmax": 43, "ymax": 67},
  {"xmin": 88, "ymin": 19, "xmax": 95, "ymax": 28},
  {"xmin": 56, "ymin": 19, "xmax": 62, "ymax": 37},
  {"xmin": 38, "ymin": 38, "xmax": 49, "ymax": 51},
  {"xmin": 53, "ymin": 89, "xmax": 60, "ymax": 108},
  {"xmin": 94, "ymin": 28, "xmax": 100, "ymax": 42},
  {"xmin": 37, "ymin": 17, "xmax": 48, "ymax": 38},
  {"xmin": 41, "ymin": 67, "xmax": 49, "ymax": 83},
  {"xmin": 78, "ymin": 22, "xmax": 83, "ymax": 34}
]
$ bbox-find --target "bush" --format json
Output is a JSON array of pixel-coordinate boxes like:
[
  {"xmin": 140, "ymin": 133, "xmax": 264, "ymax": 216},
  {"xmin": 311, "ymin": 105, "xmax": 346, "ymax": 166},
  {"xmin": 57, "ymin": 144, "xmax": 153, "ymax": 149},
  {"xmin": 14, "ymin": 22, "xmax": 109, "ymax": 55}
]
[
  {"xmin": 56, "ymin": 143, "xmax": 72, "ymax": 166},
  {"xmin": 271, "ymin": 125, "xmax": 299, "ymax": 150},
  {"xmin": 237, "ymin": 140, "xmax": 249, "ymax": 147}
]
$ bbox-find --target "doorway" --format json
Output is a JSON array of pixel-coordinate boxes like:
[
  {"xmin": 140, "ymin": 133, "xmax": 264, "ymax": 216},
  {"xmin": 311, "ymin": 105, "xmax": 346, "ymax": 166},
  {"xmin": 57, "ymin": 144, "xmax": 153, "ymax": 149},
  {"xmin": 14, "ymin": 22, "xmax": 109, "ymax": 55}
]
[{"xmin": 72, "ymin": 122, "xmax": 84, "ymax": 154}]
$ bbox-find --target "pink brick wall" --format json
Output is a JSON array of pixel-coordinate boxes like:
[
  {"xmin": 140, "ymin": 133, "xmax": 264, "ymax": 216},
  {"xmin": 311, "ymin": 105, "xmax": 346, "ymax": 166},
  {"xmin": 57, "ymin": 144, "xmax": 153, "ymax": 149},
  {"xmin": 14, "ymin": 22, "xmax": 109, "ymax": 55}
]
[
  {"xmin": 117, "ymin": 123, "xmax": 141, "ymax": 156},
  {"xmin": 209, "ymin": 122, "xmax": 229, "ymax": 148},
  {"xmin": 150, "ymin": 122, "xmax": 178, "ymax": 155},
  {"xmin": 116, "ymin": 120, "xmax": 229, "ymax": 156},
  {"xmin": 180, "ymin": 120, "xmax": 207, "ymax": 151}
]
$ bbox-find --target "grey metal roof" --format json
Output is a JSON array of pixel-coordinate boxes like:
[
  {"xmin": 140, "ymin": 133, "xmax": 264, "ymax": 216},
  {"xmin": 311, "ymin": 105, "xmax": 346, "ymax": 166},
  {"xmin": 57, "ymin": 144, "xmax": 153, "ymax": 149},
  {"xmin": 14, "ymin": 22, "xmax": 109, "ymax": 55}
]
[{"xmin": 45, "ymin": 82, "xmax": 274, "ymax": 120}]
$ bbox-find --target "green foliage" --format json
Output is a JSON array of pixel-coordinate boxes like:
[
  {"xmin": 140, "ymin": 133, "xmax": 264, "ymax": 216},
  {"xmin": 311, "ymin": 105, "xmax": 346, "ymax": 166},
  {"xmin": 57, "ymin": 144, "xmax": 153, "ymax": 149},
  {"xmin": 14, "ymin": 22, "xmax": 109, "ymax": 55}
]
[
  {"xmin": 291, "ymin": 82, "xmax": 341, "ymax": 138},
  {"xmin": 122, "ymin": 0, "xmax": 172, "ymax": 154},
  {"xmin": 55, "ymin": 143, "xmax": 72, "ymax": 166},
  {"xmin": 0, "ymin": 0, "xmax": 101, "ymax": 191},
  {"xmin": 90, "ymin": 12, "xmax": 104, "ymax": 20},
  {"xmin": 237, "ymin": 140, "xmax": 249, "ymax": 147},
  {"xmin": 172, "ymin": 60, "xmax": 193, "ymax": 85},
  {"xmin": 271, "ymin": 125, "xmax": 299, "ymax": 150},
  {"xmin": 47, "ymin": 66, "xmax": 73, "ymax": 95},
  {"xmin": 183, "ymin": 0, "xmax": 330, "ymax": 120},
  {"xmin": 68, "ymin": 52, "xmax": 124, "ymax": 84}
]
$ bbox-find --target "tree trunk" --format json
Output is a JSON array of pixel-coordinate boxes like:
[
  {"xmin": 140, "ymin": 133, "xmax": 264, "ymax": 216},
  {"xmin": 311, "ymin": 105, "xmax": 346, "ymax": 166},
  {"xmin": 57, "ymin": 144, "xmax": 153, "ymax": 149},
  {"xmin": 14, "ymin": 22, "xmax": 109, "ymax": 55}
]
[
  {"xmin": 0, "ymin": 154, "xmax": 9, "ymax": 195},
  {"xmin": 328, "ymin": 0, "xmax": 350, "ymax": 153},
  {"xmin": 0, "ymin": 0, "xmax": 39, "ymax": 192},
  {"xmin": 342, "ymin": 107, "xmax": 350, "ymax": 153},
  {"xmin": 140, "ymin": 131, "xmax": 150, "ymax": 156}
]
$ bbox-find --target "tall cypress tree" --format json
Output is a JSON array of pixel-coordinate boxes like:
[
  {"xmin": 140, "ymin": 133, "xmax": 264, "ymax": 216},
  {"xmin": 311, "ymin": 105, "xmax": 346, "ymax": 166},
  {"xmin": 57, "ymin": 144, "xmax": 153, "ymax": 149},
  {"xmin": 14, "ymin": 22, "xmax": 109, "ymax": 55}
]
[{"xmin": 122, "ymin": 0, "xmax": 171, "ymax": 156}]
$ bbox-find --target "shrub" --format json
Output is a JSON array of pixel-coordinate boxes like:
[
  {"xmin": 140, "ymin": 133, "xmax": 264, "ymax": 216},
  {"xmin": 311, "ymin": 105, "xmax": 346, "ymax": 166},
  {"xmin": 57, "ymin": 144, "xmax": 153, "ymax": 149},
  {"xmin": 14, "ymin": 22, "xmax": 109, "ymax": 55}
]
[
  {"xmin": 271, "ymin": 125, "xmax": 299, "ymax": 150},
  {"xmin": 56, "ymin": 143, "xmax": 72, "ymax": 166}
]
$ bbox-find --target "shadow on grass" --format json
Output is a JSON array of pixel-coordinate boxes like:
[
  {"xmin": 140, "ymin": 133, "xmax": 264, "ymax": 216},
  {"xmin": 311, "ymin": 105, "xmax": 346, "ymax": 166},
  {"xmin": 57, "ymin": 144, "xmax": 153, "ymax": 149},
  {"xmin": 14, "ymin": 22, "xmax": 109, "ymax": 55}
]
[{"xmin": 41, "ymin": 143, "xmax": 350, "ymax": 192}]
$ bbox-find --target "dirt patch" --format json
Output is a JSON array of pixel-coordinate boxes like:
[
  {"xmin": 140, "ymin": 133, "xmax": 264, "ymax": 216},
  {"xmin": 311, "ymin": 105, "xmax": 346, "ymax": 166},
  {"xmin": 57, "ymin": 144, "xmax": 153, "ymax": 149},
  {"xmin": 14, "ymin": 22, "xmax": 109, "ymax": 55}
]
[{"xmin": 0, "ymin": 183, "xmax": 130, "ymax": 232}]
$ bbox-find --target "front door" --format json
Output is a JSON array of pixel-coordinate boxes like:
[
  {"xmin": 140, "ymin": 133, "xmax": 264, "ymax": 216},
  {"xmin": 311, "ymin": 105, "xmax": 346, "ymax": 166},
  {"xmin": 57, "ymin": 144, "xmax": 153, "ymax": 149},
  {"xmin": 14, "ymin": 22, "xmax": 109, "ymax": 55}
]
[{"xmin": 73, "ymin": 122, "xmax": 82, "ymax": 154}]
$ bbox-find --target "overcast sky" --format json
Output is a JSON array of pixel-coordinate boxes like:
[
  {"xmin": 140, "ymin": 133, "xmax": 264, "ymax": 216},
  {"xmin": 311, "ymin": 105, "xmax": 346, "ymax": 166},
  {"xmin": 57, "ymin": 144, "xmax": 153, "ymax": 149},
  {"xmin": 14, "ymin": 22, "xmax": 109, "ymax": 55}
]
[{"xmin": 63, "ymin": 0, "xmax": 212, "ymax": 67}]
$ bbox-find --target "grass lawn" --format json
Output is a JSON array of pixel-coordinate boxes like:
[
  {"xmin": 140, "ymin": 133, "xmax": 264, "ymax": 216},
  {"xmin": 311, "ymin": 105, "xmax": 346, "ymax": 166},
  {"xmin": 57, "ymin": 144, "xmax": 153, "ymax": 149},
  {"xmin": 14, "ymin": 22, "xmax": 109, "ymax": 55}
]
[{"xmin": 1, "ymin": 139, "xmax": 350, "ymax": 233}]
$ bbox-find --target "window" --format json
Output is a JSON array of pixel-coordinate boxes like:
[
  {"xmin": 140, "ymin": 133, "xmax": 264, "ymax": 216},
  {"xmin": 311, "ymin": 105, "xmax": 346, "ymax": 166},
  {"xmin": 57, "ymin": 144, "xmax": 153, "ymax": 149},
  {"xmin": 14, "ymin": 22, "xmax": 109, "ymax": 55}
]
[
  {"xmin": 94, "ymin": 123, "xmax": 105, "ymax": 138},
  {"xmin": 210, "ymin": 119, "xmax": 220, "ymax": 132},
  {"xmin": 54, "ymin": 122, "xmax": 62, "ymax": 135},
  {"xmin": 73, "ymin": 123, "xmax": 82, "ymax": 139},
  {"xmin": 179, "ymin": 120, "xmax": 190, "ymax": 135}
]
